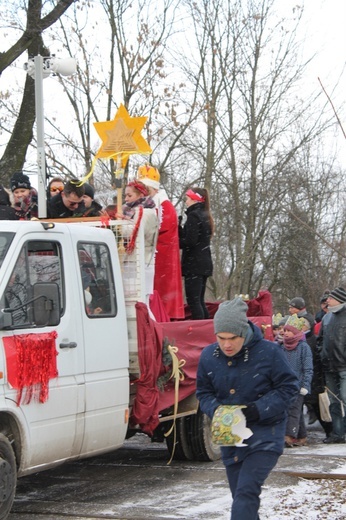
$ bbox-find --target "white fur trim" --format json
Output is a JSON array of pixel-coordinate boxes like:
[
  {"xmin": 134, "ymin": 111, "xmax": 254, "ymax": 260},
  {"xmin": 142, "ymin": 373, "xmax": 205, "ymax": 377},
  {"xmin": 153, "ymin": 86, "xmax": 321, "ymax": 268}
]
[{"xmin": 141, "ymin": 178, "xmax": 160, "ymax": 190}]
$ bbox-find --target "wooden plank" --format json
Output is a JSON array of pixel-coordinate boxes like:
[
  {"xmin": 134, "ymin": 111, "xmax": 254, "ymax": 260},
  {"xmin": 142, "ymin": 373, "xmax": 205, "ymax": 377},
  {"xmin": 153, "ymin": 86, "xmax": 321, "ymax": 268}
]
[
  {"xmin": 282, "ymin": 471, "xmax": 346, "ymax": 480},
  {"xmin": 39, "ymin": 216, "xmax": 103, "ymax": 223}
]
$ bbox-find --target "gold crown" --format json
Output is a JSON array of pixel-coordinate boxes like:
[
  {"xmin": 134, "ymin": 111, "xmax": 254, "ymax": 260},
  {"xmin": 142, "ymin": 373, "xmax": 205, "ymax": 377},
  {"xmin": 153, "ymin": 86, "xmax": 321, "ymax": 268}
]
[
  {"xmin": 137, "ymin": 164, "xmax": 160, "ymax": 182},
  {"xmin": 234, "ymin": 293, "xmax": 249, "ymax": 301},
  {"xmin": 285, "ymin": 313, "xmax": 306, "ymax": 331},
  {"xmin": 272, "ymin": 313, "xmax": 283, "ymax": 326}
]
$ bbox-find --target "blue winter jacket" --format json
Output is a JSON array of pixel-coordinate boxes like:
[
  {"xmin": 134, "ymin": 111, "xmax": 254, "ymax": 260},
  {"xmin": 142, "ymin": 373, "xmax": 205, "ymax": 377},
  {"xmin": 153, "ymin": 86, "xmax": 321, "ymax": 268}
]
[
  {"xmin": 282, "ymin": 340, "xmax": 313, "ymax": 392},
  {"xmin": 196, "ymin": 322, "xmax": 299, "ymax": 466}
]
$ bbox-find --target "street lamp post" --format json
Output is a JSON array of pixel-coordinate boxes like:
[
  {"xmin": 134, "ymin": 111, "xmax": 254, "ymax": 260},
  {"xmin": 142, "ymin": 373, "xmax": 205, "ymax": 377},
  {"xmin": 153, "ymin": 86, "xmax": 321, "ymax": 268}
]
[
  {"xmin": 34, "ymin": 55, "xmax": 46, "ymax": 218},
  {"xmin": 24, "ymin": 55, "xmax": 77, "ymax": 218}
]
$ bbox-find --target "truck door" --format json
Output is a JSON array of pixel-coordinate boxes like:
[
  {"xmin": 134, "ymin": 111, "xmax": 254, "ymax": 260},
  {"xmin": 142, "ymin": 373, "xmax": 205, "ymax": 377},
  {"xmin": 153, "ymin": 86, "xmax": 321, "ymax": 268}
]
[
  {"xmin": 1, "ymin": 235, "xmax": 85, "ymax": 469},
  {"xmin": 76, "ymin": 239, "xmax": 129, "ymax": 454}
]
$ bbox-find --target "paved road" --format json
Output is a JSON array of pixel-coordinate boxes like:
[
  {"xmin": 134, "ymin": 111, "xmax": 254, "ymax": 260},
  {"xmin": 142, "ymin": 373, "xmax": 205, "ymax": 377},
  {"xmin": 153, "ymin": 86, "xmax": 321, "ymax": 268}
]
[{"xmin": 8, "ymin": 427, "xmax": 345, "ymax": 520}]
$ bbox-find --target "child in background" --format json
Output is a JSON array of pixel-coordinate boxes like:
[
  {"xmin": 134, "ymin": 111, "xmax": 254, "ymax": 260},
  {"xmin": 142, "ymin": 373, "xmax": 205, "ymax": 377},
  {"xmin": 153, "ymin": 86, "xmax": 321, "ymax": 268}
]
[{"xmin": 282, "ymin": 314, "xmax": 313, "ymax": 447}]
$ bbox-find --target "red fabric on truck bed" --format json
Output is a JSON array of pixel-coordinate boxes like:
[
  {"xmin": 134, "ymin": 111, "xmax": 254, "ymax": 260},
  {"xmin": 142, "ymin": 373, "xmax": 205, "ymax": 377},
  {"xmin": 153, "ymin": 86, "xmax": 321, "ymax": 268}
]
[{"xmin": 130, "ymin": 295, "xmax": 273, "ymax": 435}]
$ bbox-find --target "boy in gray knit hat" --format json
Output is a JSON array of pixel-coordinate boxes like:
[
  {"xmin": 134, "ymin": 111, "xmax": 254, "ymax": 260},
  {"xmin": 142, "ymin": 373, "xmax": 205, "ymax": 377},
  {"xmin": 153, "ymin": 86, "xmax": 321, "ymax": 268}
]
[
  {"xmin": 197, "ymin": 297, "xmax": 299, "ymax": 520},
  {"xmin": 214, "ymin": 299, "xmax": 249, "ymax": 336},
  {"xmin": 213, "ymin": 298, "xmax": 251, "ymax": 357}
]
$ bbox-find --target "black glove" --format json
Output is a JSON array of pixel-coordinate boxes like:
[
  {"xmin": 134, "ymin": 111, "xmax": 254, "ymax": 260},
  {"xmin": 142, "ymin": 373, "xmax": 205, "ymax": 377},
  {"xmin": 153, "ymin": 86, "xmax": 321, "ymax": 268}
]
[
  {"xmin": 242, "ymin": 403, "xmax": 260, "ymax": 424},
  {"xmin": 178, "ymin": 215, "xmax": 183, "ymax": 225}
]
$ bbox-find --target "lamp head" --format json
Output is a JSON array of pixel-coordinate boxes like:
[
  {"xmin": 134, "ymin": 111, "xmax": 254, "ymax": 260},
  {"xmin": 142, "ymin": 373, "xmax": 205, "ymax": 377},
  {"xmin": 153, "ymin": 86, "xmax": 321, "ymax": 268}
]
[
  {"xmin": 49, "ymin": 57, "xmax": 77, "ymax": 76},
  {"xmin": 23, "ymin": 56, "xmax": 77, "ymax": 79}
]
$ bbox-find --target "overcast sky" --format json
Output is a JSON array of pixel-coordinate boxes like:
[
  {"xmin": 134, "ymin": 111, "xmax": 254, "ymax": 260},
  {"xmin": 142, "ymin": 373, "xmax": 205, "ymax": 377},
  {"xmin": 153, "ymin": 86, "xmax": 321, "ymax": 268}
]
[
  {"xmin": 2, "ymin": 0, "xmax": 346, "ymax": 183},
  {"xmin": 297, "ymin": 0, "xmax": 346, "ymax": 101}
]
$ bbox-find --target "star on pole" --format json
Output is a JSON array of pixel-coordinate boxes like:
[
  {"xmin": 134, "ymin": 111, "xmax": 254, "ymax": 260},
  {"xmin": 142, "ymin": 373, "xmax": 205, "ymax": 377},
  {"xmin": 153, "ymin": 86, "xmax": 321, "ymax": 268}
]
[{"xmin": 94, "ymin": 104, "xmax": 152, "ymax": 168}]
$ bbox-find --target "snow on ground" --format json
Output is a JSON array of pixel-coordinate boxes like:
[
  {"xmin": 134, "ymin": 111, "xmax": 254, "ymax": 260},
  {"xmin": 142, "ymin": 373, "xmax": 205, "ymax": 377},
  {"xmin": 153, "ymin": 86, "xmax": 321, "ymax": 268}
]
[
  {"xmin": 259, "ymin": 442, "xmax": 346, "ymax": 519},
  {"xmin": 102, "ymin": 426, "xmax": 346, "ymax": 519},
  {"xmin": 110, "ymin": 441, "xmax": 346, "ymax": 520},
  {"xmin": 117, "ymin": 476, "xmax": 346, "ymax": 520},
  {"xmin": 261, "ymin": 479, "xmax": 346, "ymax": 519},
  {"xmin": 153, "ymin": 442, "xmax": 346, "ymax": 519}
]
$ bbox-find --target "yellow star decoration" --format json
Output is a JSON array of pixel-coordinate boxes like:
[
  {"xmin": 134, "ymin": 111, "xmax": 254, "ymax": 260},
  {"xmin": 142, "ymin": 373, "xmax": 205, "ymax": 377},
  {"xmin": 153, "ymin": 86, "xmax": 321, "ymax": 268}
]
[{"xmin": 93, "ymin": 104, "xmax": 152, "ymax": 168}]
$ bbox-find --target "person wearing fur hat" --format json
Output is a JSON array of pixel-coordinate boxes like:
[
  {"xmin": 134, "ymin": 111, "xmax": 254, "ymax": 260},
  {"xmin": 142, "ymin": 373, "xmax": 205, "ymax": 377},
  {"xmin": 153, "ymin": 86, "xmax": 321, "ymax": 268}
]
[
  {"xmin": 137, "ymin": 164, "xmax": 184, "ymax": 319},
  {"xmin": 282, "ymin": 315, "xmax": 313, "ymax": 447},
  {"xmin": 10, "ymin": 171, "xmax": 38, "ymax": 220},
  {"xmin": 197, "ymin": 298, "xmax": 299, "ymax": 520},
  {"xmin": 319, "ymin": 287, "xmax": 346, "ymax": 444}
]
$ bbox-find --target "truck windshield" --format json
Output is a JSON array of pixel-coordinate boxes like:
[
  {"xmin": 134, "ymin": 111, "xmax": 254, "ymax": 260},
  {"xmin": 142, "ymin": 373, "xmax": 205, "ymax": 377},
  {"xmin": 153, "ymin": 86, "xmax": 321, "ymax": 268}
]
[{"xmin": 0, "ymin": 233, "xmax": 15, "ymax": 269}]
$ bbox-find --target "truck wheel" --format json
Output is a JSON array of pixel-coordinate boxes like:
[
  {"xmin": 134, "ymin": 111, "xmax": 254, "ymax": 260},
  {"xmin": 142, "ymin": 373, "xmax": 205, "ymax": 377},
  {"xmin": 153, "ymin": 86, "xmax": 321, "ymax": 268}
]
[
  {"xmin": 189, "ymin": 409, "xmax": 221, "ymax": 462},
  {"xmin": 165, "ymin": 417, "xmax": 194, "ymax": 461},
  {"xmin": 0, "ymin": 433, "xmax": 17, "ymax": 519}
]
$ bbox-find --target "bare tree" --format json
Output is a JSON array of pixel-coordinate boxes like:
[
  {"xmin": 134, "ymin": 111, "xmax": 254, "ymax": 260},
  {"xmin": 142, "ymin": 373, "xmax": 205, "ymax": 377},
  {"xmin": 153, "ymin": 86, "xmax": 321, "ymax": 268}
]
[
  {"xmin": 175, "ymin": 0, "xmax": 339, "ymax": 305},
  {"xmin": 0, "ymin": 0, "xmax": 75, "ymax": 183},
  {"xmin": 2, "ymin": 0, "xmax": 346, "ymax": 316}
]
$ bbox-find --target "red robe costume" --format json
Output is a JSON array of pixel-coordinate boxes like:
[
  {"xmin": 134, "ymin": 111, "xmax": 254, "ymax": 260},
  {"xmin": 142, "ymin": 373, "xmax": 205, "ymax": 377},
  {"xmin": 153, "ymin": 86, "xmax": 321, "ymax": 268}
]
[{"xmin": 152, "ymin": 191, "xmax": 184, "ymax": 319}]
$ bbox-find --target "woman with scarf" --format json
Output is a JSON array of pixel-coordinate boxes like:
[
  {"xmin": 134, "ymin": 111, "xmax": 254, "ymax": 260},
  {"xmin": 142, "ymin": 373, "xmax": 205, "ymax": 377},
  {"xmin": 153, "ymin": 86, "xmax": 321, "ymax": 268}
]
[
  {"xmin": 122, "ymin": 181, "xmax": 156, "ymax": 218},
  {"xmin": 120, "ymin": 181, "xmax": 158, "ymax": 306},
  {"xmin": 282, "ymin": 314, "xmax": 313, "ymax": 447},
  {"xmin": 179, "ymin": 187, "xmax": 213, "ymax": 320}
]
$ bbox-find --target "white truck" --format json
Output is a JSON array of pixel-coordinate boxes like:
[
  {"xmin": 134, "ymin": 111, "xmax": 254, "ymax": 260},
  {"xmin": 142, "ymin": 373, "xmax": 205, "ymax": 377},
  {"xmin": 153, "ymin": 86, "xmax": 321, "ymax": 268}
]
[{"xmin": 0, "ymin": 218, "xmax": 223, "ymax": 519}]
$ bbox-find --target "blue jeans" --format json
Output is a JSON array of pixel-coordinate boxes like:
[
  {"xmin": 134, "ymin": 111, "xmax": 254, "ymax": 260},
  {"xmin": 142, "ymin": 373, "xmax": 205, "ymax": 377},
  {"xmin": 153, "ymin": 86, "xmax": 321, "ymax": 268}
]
[
  {"xmin": 325, "ymin": 371, "xmax": 346, "ymax": 439},
  {"xmin": 225, "ymin": 451, "xmax": 279, "ymax": 520}
]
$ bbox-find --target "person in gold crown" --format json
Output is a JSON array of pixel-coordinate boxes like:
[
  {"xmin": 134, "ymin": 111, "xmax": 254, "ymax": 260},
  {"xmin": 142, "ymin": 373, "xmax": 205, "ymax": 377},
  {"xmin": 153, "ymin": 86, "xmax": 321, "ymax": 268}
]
[
  {"xmin": 282, "ymin": 314, "xmax": 313, "ymax": 447},
  {"xmin": 137, "ymin": 164, "xmax": 184, "ymax": 319}
]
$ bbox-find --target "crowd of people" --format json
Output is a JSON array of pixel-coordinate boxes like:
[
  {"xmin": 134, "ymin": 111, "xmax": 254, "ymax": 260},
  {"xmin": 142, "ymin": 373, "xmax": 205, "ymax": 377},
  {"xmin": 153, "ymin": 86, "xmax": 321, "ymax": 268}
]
[
  {"xmin": 272, "ymin": 290, "xmax": 346, "ymax": 447},
  {"xmin": 0, "ymin": 171, "xmax": 106, "ymax": 220},
  {"xmin": 0, "ymin": 167, "xmax": 214, "ymax": 322},
  {"xmin": 2, "ymin": 169, "xmax": 345, "ymax": 520},
  {"xmin": 197, "ymin": 297, "xmax": 299, "ymax": 520},
  {"xmin": 197, "ymin": 290, "xmax": 346, "ymax": 520}
]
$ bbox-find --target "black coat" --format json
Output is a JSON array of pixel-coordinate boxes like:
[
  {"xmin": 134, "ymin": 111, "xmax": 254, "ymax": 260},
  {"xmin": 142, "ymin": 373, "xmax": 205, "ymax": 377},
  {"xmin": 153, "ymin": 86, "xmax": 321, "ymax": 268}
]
[
  {"xmin": 48, "ymin": 192, "xmax": 86, "ymax": 218},
  {"xmin": 0, "ymin": 206, "xmax": 19, "ymax": 220},
  {"xmin": 320, "ymin": 307, "xmax": 346, "ymax": 372},
  {"xmin": 0, "ymin": 186, "xmax": 19, "ymax": 220},
  {"xmin": 81, "ymin": 200, "xmax": 103, "ymax": 217},
  {"xmin": 179, "ymin": 203, "xmax": 213, "ymax": 277},
  {"xmin": 305, "ymin": 330, "xmax": 324, "ymax": 397}
]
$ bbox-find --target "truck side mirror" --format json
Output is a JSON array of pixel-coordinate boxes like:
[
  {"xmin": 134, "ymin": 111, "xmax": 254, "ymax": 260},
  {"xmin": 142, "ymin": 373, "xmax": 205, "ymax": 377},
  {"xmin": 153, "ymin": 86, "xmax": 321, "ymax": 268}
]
[
  {"xmin": 33, "ymin": 283, "xmax": 61, "ymax": 327},
  {"xmin": 0, "ymin": 309, "xmax": 13, "ymax": 329}
]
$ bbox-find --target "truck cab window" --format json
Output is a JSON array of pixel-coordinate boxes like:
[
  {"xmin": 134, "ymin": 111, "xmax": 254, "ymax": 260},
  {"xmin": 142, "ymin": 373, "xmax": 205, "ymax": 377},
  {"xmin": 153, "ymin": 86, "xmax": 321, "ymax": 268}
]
[
  {"xmin": 0, "ymin": 232, "xmax": 15, "ymax": 268},
  {"xmin": 78, "ymin": 242, "xmax": 117, "ymax": 318},
  {"xmin": 4, "ymin": 241, "xmax": 63, "ymax": 327}
]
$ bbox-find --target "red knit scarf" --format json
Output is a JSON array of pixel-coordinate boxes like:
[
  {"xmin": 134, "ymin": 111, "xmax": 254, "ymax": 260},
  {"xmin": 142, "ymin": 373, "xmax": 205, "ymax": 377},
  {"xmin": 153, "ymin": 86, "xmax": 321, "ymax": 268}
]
[{"xmin": 283, "ymin": 328, "xmax": 304, "ymax": 350}]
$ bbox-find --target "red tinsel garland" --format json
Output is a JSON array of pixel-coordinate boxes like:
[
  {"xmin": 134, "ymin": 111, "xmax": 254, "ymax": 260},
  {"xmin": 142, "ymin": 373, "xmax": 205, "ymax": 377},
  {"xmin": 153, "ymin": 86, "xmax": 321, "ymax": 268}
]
[
  {"xmin": 100, "ymin": 215, "xmax": 110, "ymax": 228},
  {"xmin": 125, "ymin": 205, "xmax": 144, "ymax": 254},
  {"xmin": 3, "ymin": 332, "xmax": 58, "ymax": 405}
]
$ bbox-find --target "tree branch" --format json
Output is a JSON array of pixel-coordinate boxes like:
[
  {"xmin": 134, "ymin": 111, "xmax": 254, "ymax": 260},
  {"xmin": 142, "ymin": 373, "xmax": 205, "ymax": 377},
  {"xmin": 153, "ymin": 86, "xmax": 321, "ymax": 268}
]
[
  {"xmin": 0, "ymin": 0, "xmax": 75, "ymax": 74},
  {"xmin": 318, "ymin": 77, "xmax": 346, "ymax": 140}
]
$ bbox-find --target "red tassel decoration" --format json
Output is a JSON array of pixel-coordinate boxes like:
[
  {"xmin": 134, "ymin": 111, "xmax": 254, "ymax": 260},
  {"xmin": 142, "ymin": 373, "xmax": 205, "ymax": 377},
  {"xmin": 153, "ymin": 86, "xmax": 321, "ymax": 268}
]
[{"xmin": 3, "ymin": 332, "xmax": 58, "ymax": 405}]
